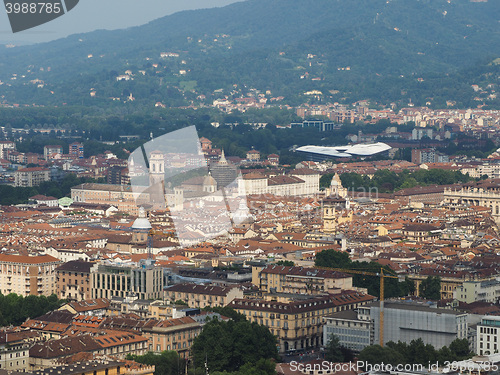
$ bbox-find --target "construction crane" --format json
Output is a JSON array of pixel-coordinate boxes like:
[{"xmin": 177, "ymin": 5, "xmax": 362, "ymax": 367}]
[
  {"xmin": 316, "ymin": 266, "xmax": 403, "ymax": 346},
  {"xmin": 146, "ymin": 229, "xmax": 176, "ymax": 258}
]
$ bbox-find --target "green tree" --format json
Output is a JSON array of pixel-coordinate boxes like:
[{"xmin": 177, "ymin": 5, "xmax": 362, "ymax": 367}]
[
  {"xmin": 357, "ymin": 345, "xmax": 405, "ymax": 366},
  {"xmin": 315, "ymin": 249, "xmax": 351, "ymax": 269},
  {"xmin": 191, "ymin": 318, "xmax": 278, "ymax": 373},
  {"xmin": 406, "ymin": 339, "xmax": 438, "ymax": 364},
  {"xmin": 238, "ymin": 359, "xmax": 276, "ymax": 375},
  {"xmin": 363, "ymin": 338, "xmax": 472, "ymax": 367},
  {"xmin": 202, "ymin": 306, "xmax": 246, "ymax": 323},
  {"xmin": 419, "ymin": 276, "xmax": 441, "ymax": 300},
  {"xmin": 449, "ymin": 338, "xmax": 473, "ymax": 360},
  {"xmin": 437, "ymin": 345, "xmax": 454, "ymax": 363},
  {"xmin": 127, "ymin": 351, "xmax": 183, "ymax": 375},
  {"xmin": 0, "ymin": 293, "xmax": 65, "ymax": 326},
  {"xmin": 324, "ymin": 335, "xmax": 344, "ymax": 363}
]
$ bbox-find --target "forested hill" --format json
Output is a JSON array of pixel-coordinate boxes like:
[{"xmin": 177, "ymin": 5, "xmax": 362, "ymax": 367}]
[{"xmin": 0, "ymin": 0, "xmax": 499, "ymax": 107}]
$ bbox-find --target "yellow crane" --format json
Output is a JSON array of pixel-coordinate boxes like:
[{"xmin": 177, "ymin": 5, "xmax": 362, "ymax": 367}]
[{"xmin": 316, "ymin": 266, "xmax": 403, "ymax": 346}]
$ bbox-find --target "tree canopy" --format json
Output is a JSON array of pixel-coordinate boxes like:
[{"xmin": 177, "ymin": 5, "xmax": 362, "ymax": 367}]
[
  {"xmin": 191, "ymin": 317, "xmax": 278, "ymax": 373},
  {"xmin": 358, "ymin": 338, "xmax": 473, "ymax": 366},
  {"xmin": 0, "ymin": 174, "xmax": 102, "ymax": 206},
  {"xmin": 321, "ymin": 169, "xmax": 474, "ymax": 193},
  {"xmin": 201, "ymin": 306, "xmax": 246, "ymax": 323},
  {"xmin": 126, "ymin": 351, "xmax": 184, "ymax": 375},
  {"xmin": 324, "ymin": 335, "xmax": 355, "ymax": 363},
  {"xmin": 0, "ymin": 293, "xmax": 64, "ymax": 326},
  {"xmin": 419, "ymin": 276, "xmax": 441, "ymax": 300}
]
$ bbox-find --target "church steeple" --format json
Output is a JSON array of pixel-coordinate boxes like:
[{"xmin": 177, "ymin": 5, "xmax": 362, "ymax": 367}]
[{"xmin": 219, "ymin": 149, "xmax": 228, "ymax": 165}]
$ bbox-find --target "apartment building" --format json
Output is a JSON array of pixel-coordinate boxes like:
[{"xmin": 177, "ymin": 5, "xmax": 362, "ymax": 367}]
[
  {"xmin": 29, "ymin": 333, "xmax": 148, "ymax": 370},
  {"xmin": 461, "ymin": 162, "xmax": 500, "ymax": 179},
  {"xmin": 0, "ymin": 331, "xmax": 31, "ymax": 371},
  {"xmin": 14, "ymin": 167, "xmax": 50, "ymax": 187},
  {"xmin": 477, "ymin": 315, "xmax": 500, "ymax": 355},
  {"xmin": 323, "ymin": 309, "xmax": 372, "ymax": 353},
  {"xmin": 90, "ymin": 261, "xmax": 163, "ymax": 300},
  {"xmin": 0, "ymin": 141, "xmax": 15, "ymax": 159},
  {"xmin": 69, "ymin": 142, "xmax": 84, "ymax": 159},
  {"xmin": 411, "ymin": 148, "xmax": 449, "ymax": 164},
  {"xmin": 164, "ymin": 283, "xmax": 243, "ymax": 309},
  {"xmin": 402, "ymin": 223, "xmax": 442, "ymax": 242},
  {"xmin": 43, "ymin": 145, "xmax": 63, "ymax": 160},
  {"xmin": 107, "ymin": 165, "xmax": 130, "ymax": 185},
  {"xmin": 454, "ymin": 279, "xmax": 500, "ymax": 304},
  {"xmin": 246, "ymin": 150, "xmax": 260, "ymax": 162},
  {"xmin": 56, "ymin": 260, "xmax": 93, "ymax": 301},
  {"xmin": 142, "ymin": 317, "xmax": 202, "ymax": 358},
  {"xmin": 0, "ymin": 254, "xmax": 62, "ymax": 296},
  {"xmin": 228, "ymin": 291, "xmax": 374, "ymax": 353},
  {"xmin": 290, "ymin": 120, "xmax": 338, "ymax": 132},
  {"xmin": 408, "ymin": 268, "xmax": 494, "ymax": 300},
  {"xmin": 252, "ymin": 265, "xmax": 352, "ymax": 295}
]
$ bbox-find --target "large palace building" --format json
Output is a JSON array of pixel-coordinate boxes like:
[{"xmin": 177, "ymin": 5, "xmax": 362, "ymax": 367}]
[{"xmin": 444, "ymin": 180, "xmax": 500, "ymax": 224}]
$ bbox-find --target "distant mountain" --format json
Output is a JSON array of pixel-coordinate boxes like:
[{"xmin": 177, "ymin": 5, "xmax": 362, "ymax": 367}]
[{"xmin": 0, "ymin": 0, "xmax": 499, "ymax": 107}]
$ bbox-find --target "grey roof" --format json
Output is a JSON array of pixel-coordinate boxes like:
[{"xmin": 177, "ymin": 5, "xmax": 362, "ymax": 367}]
[
  {"xmin": 56, "ymin": 260, "xmax": 93, "ymax": 273},
  {"xmin": 324, "ymin": 309, "xmax": 360, "ymax": 321},
  {"xmin": 368, "ymin": 301, "xmax": 466, "ymax": 315}
]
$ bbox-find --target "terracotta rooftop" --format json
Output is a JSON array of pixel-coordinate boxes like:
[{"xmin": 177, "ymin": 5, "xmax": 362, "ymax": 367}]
[
  {"xmin": 65, "ymin": 298, "xmax": 110, "ymax": 313},
  {"xmin": 0, "ymin": 253, "xmax": 60, "ymax": 264}
]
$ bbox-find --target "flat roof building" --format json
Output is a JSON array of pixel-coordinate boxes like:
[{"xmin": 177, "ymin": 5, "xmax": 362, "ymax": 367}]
[{"xmin": 366, "ymin": 301, "xmax": 468, "ymax": 349}]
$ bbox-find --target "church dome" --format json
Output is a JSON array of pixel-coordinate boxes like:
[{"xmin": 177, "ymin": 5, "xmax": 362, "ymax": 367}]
[{"xmin": 131, "ymin": 207, "xmax": 152, "ymax": 230}]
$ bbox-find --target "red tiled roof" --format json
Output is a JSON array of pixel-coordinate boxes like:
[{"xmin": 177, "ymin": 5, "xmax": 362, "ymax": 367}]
[{"xmin": 0, "ymin": 254, "xmax": 60, "ymax": 264}]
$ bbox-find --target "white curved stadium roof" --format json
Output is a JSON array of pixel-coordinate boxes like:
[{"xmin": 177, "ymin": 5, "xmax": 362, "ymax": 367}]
[{"xmin": 297, "ymin": 142, "xmax": 392, "ymax": 158}]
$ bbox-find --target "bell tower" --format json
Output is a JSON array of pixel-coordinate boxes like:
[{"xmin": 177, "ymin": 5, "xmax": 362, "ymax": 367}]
[
  {"xmin": 149, "ymin": 151, "xmax": 164, "ymax": 186},
  {"xmin": 322, "ymin": 198, "xmax": 337, "ymax": 233}
]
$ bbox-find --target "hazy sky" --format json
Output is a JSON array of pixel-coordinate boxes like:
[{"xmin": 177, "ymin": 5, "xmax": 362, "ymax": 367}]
[{"xmin": 0, "ymin": 0, "xmax": 241, "ymax": 44}]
